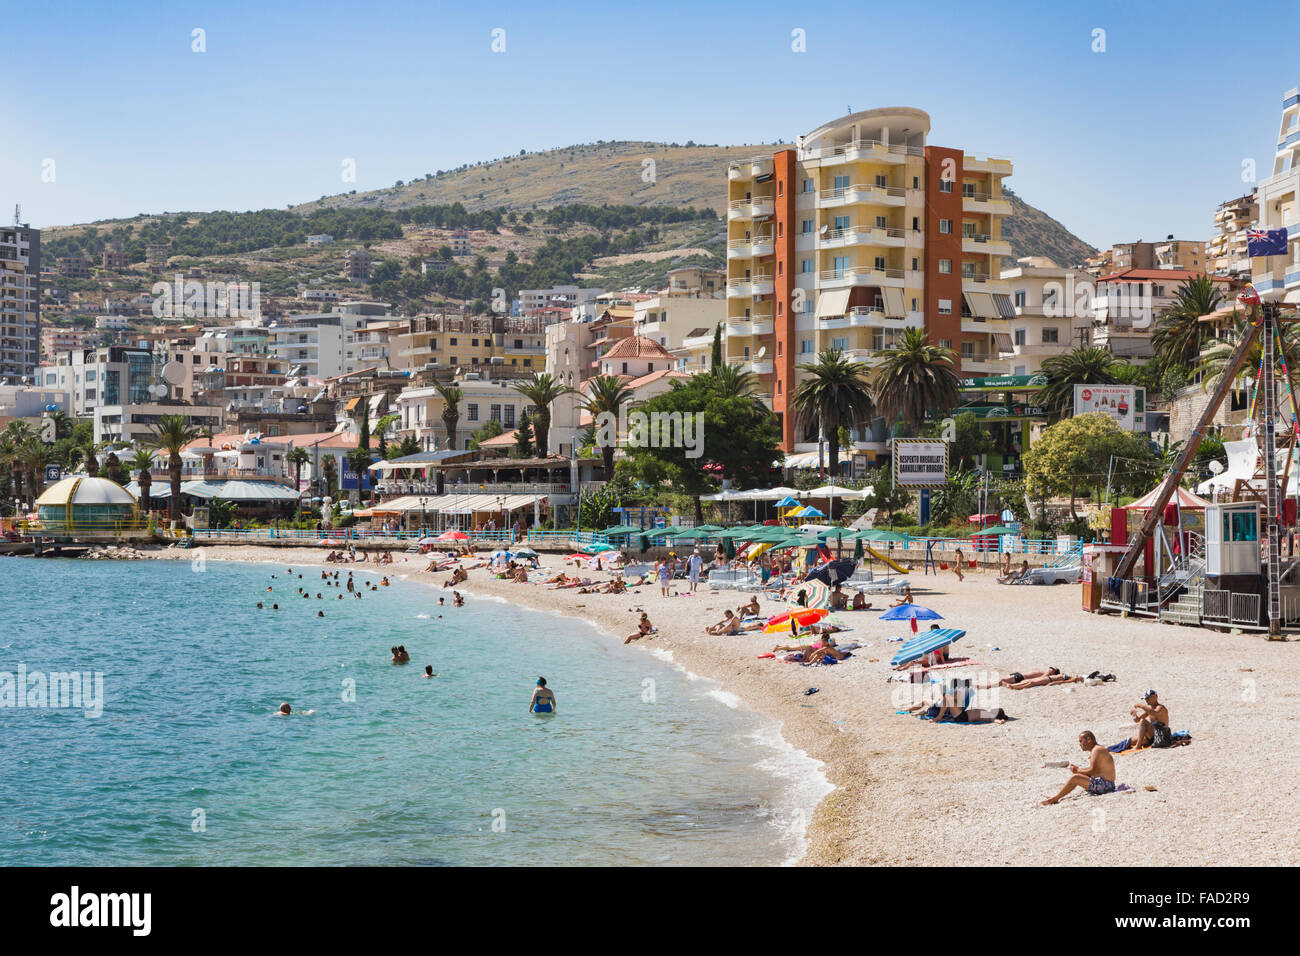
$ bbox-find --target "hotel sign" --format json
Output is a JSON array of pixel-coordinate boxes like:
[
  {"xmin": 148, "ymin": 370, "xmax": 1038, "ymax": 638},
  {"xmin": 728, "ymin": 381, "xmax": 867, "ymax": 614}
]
[
  {"xmin": 893, "ymin": 438, "xmax": 948, "ymax": 488},
  {"xmin": 960, "ymin": 373, "xmax": 1048, "ymax": 390}
]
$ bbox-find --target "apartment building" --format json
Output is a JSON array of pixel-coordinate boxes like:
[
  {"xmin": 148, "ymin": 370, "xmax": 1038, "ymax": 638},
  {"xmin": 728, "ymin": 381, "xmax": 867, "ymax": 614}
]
[
  {"xmin": 145, "ymin": 243, "xmax": 170, "ymax": 271},
  {"xmin": 58, "ymin": 256, "xmax": 92, "ymax": 279},
  {"xmin": 450, "ymin": 231, "xmax": 471, "ymax": 256},
  {"xmin": 1111, "ymin": 242, "xmax": 1154, "ymax": 271},
  {"xmin": 101, "ymin": 249, "xmax": 130, "ymax": 270},
  {"xmin": 998, "ymin": 257, "xmax": 1094, "ymax": 374},
  {"xmin": 0, "ymin": 224, "xmax": 40, "ymax": 383},
  {"xmin": 518, "ymin": 285, "xmax": 604, "ymax": 315},
  {"xmin": 344, "ymin": 248, "xmax": 371, "ymax": 282},
  {"xmin": 1153, "ymin": 237, "xmax": 1205, "ymax": 271},
  {"xmin": 1092, "ymin": 268, "xmax": 1230, "ymax": 361},
  {"xmin": 306, "ymin": 234, "xmax": 334, "ymax": 246},
  {"xmin": 1250, "ymin": 87, "xmax": 1300, "ymax": 304},
  {"xmin": 397, "ymin": 312, "xmax": 546, "ymax": 376},
  {"xmin": 725, "ymin": 107, "xmax": 1013, "ymax": 449},
  {"xmin": 396, "ymin": 375, "xmax": 539, "ymax": 451},
  {"xmin": 37, "ymin": 345, "xmax": 155, "ymax": 417},
  {"xmin": 41, "ymin": 326, "xmax": 99, "ymax": 360},
  {"xmin": 631, "ymin": 295, "xmax": 725, "ymax": 361},
  {"xmin": 663, "ymin": 266, "xmax": 725, "ymax": 297},
  {"xmin": 94, "ymin": 401, "xmax": 224, "ymax": 445},
  {"xmin": 267, "ymin": 303, "xmax": 379, "ymax": 380},
  {"xmin": 1207, "ymin": 192, "xmax": 1257, "ymax": 280}
]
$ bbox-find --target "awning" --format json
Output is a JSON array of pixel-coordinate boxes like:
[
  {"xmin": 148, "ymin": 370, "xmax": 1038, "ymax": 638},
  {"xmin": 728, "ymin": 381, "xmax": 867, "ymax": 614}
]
[
  {"xmin": 993, "ymin": 332, "xmax": 1015, "ymax": 353},
  {"xmin": 963, "ymin": 291, "xmax": 998, "ymax": 318},
  {"xmin": 358, "ymin": 492, "xmax": 548, "ymax": 516},
  {"xmin": 881, "ymin": 287, "xmax": 906, "ymax": 318},
  {"xmin": 815, "ymin": 289, "xmax": 851, "ymax": 318},
  {"xmin": 992, "ymin": 293, "xmax": 1016, "ymax": 318},
  {"xmin": 344, "ymin": 397, "xmax": 361, "ymax": 412}
]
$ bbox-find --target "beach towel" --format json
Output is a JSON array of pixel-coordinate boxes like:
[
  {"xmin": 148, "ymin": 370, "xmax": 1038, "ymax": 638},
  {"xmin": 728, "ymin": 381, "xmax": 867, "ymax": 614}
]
[{"xmin": 1109, "ymin": 731, "xmax": 1192, "ymax": 755}]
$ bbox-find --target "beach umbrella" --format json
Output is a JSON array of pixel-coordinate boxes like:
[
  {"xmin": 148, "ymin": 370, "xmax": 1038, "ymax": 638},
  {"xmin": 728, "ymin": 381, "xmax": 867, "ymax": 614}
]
[
  {"xmin": 724, "ymin": 536, "xmax": 736, "ymax": 560},
  {"xmin": 800, "ymin": 506, "xmax": 826, "ymax": 518},
  {"xmin": 636, "ymin": 533, "xmax": 649, "ymax": 554},
  {"xmin": 970, "ymin": 525, "xmax": 1017, "ymax": 536},
  {"xmin": 870, "ymin": 531, "xmax": 908, "ymax": 544},
  {"xmin": 853, "ymin": 536, "xmax": 864, "ymax": 561},
  {"xmin": 437, "ymin": 530, "xmax": 468, "ymax": 541},
  {"xmin": 879, "ymin": 603, "xmax": 943, "ymax": 633},
  {"xmin": 514, "ymin": 547, "xmax": 539, "ymax": 558},
  {"xmin": 602, "ymin": 524, "xmax": 640, "ymax": 536},
  {"xmin": 805, "ymin": 558, "xmax": 856, "ymax": 586},
  {"xmin": 584, "ymin": 542, "xmax": 615, "ymax": 553},
  {"xmin": 890, "ymin": 628, "xmax": 966, "ymax": 668},
  {"xmin": 490, "ymin": 549, "xmax": 512, "ymax": 559},
  {"xmin": 775, "ymin": 496, "xmax": 801, "ymax": 508}
]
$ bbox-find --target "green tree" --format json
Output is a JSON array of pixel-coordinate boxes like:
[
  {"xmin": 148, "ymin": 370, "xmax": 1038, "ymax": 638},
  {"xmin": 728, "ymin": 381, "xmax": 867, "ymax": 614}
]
[
  {"xmin": 433, "ymin": 381, "xmax": 463, "ymax": 450},
  {"xmin": 286, "ymin": 446, "xmax": 311, "ymax": 492},
  {"xmin": 467, "ymin": 419, "xmax": 505, "ymax": 449},
  {"xmin": 374, "ymin": 413, "xmax": 400, "ymax": 456},
  {"xmin": 129, "ymin": 448, "xmax": 155, "ymax": 511},
  {"xmin": 146, "ymin": 415, "xmax": 201, "ymax": 521},
  {"xmin": 869, "ymin": 328, "xmax": 959, "ymax": 434},
  {"xmin": 1024, "ymin": 413, "xmax": 1157, "ymax": 517},
  {"xmin": 710, "ymin": 323, "xmax": 723, "ymax": 369},
  {"xmin": 579, "ymin": 374, "xmax": 635, "ymax": 477},
  {"xmin": 514, "ymin": 410, "xmax": 535, "ymax": 458},
  {"xmin": 947, "ymin": 411, "xmax": 994, "ymax": 471},
  {"xmin": 511, "ymin": 372, "xmax": 572, "ymax": 456},
  {"xmin": 1150, "ymin": 274, "xmax": 1222, "ymax": 374},
  {"xmin": 791, "ymin": 346, "xmax": 874, "ymax": 476},
  {"xmin": 1038, "ymin": 346, "xmax": 1117, "ymax": 418}
]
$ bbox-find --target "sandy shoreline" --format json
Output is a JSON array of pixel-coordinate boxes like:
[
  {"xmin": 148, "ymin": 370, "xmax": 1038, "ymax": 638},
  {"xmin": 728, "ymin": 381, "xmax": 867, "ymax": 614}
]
[{"xmin": 123, "ymin": 542, "xmax": 1299, "ymax": 865}]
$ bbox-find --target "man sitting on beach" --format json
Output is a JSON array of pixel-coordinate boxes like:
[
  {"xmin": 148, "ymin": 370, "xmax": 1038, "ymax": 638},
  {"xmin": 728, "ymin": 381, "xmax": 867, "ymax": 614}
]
[
  {"xmin": 1126, "ymin": 690, "xmax": 1171, "ymax": 749},
  {"xmin": 706, "ymin": 610, "xmax": 741, "ymax": 635},
  {"xmin": 889, "ymin": 585, "xmax": 914, "ymax": 607},
  {"xmin": 850, "ymin": 590, "xmax": 871, "ymax": 610},
  {"xmin": 1042, "ymin": 731, "xmax": 1116, "ymax": 805},
  {"xmin": 829, "ymin": 584, "xmax": 848, "ymax": 610}
]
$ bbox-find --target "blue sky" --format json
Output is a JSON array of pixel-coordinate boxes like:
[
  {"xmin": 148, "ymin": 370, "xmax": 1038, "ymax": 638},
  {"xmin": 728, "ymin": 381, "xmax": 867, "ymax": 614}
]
[{"xmin": 3, "ymin": 0, "xmax": 1297, "ymax": 250}]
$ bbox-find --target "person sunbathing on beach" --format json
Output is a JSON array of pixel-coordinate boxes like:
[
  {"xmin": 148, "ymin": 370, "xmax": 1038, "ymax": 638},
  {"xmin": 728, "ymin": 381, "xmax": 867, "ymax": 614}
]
[
  {"xmin": 990, "ymin": 666, "xmax": 1061, "ymax": 687},
  {"xmin": 1126, "ymin": 690, "xmax": 1171, "ymax": 749},
  {"xmin": 624, "ymin": 614, "xmax": 654, "ymax": 644},
  {"xmin": 1004, "ymin": 672, "xmax": 1083, "ymax": 690},
  {"xmin": 1042, "ymin": 731, "xmax": 1116, "ymax": 804},
  {"xmin": 850, "ymin": 591, "xmax": 872, "ymax": 610},
  {"xmin": 706, "ymin": 611, "xmax": 741, "ymax": 635},
  {"xmin": 543, "ymin": 572, "xmax": 569, "ymax": 585},
  {"xmin": 737, "ymin": 596, "xmax": 761, "ymax": 618},
  {"xmin": 804, "ymin": 638, "xmax": 849, "ymax": 665},
  {"xmin": 555, "ymin": 577, "xmax": 592, "ymax": 589},
  {"xmin": 889, "ymin": 586, "xmax": 914, "ymax": 607}
]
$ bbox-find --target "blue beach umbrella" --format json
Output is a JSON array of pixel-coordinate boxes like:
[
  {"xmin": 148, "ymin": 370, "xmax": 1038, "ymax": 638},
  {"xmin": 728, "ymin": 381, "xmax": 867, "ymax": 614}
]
[
  {"xmin": 889, "ymin": 628, "xmax": 966, "ymax": 668},
  {"xmin": 879, "ymin": 603, "xmax": 943, "ymax": 633}
]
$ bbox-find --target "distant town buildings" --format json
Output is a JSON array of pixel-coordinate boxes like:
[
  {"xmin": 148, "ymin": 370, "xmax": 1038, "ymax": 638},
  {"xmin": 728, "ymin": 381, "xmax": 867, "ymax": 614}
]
[
  {"xmin": 305, "ymin": 234, "xmax": 334, "ymax": 246},
  {"xmin": 1250, "ymin": 87, "xmax": 1300, "ymax": 304},
  {"xmin": 449, "ymin": 230, "xmax": 471, "ymax": 256},
  {"xmin": 344, "ymin": 248, "xmax": 371, "ymax": 282},
  {"xmin": 58, "ymin": 255, "xmax": 92, "ymax": 279},
  {"xmin": 145, "ymin": 242, "xmax": 169, "ymax": 271},
  {"xmin": 1207, "ymin": 192, "xmax": 1257, "ymax": 281}
]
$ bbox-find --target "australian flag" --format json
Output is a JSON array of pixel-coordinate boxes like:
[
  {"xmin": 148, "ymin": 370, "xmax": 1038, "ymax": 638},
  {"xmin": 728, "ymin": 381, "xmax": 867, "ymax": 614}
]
[{"xmin": 1247, "ymin": 227, "xmax": 1288, "ymax": 257}]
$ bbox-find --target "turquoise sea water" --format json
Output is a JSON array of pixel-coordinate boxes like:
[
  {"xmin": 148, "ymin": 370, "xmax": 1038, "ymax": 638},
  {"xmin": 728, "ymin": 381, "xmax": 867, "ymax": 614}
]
[{"xmin": 0, "ymin": 557, "xmax": 827, "ymax": 866}]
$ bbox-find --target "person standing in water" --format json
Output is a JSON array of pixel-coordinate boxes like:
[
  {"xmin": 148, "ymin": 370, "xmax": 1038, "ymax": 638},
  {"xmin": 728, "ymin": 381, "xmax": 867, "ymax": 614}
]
[{"xmin": 529, "ymin": 677, "xmax": 556, "ymax": 714}]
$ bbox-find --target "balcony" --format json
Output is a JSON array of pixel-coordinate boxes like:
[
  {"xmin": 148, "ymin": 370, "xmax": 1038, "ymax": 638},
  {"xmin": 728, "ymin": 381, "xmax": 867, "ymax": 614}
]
[
  {"xmin": 725, "ymin": 317, "xmax": 774, "ymax": 337},
  {"xmin": 962, "ymin": 192, "xmax": 1013, "ymax": 216},
  {"xmin": 818, "ymin": 267, "xmax": 907, "ymax": 289},
  {"xmin": 728, "ymin": 156, "xmax": 773, "ymax": 180},
  {"xmin": 727, "ymin": 275, "xmax": 775, "ymax": 298},
  {"xmin": 961, "ymin": 155, "xmax": 1014, "ymax": 176},
  {"xmin": 817, "ymin": 183, "xmax": 907, "ymax": 209},
  {"xmin": 822, "ymin": 225, "xmax": 907, "ymax": 250},
  {"xmin": 728, "ymin": 196, "xmax": 776, "ymax": 220},
  {"xmin": 804, "ymin": 140, "xmax": 923, "ymax": 165},
  {"xmin": 747, "ymin": 360, "xmax": 774, "ymax": 375},
  {"xmin": 961, "ymin": 234, "xmax": 1013, "ymax": 257},
  {"xmin": 726, "ymin": 235, "xmax": 776, "ymax": 259}
]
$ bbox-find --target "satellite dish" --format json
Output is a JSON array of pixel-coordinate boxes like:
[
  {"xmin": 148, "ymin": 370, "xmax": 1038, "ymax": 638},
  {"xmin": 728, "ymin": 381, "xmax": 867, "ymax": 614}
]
[
  {"xmin": 757, "ymin": 346, "xmax": 767, "ymax": 358},
  {"xmin": 818, "ymin": 224, "xmax": 829, "ymax": 237},
  {"xmin": 162, "ymin": 361, "xmax": 187, "ymax": 386},
  {"xmin": 150, "ymin": 384, "xmax": 168, "ymax": 398},
  {"xmin": 1208, "ymin": 460, "xmax": 1224, "ymax": 475}
]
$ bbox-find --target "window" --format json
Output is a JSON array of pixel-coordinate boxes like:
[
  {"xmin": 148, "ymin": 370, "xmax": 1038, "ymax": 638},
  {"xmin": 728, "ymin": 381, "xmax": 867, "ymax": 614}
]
[
  {"xmin": 939, "ymin": 180, "xmax": 953, "ymax": 193},
  {"xmin": 1225, "ymin": 510, "xmax": 1257, "ymax": 542},
  {"xmin": 1152, "ymin": 285, "xmax": 1164, "ymax": 297},
  {"xmin": 1014, "ymin": 290, "xmax": 1027, "ymax": 308},
  {"xmin": 467, "ymin": 403, "xmax": 480, "ymax": 421},
  {"xmin": 832, "ymin": 337, "xmax": 848, "ymax": 350},
  {"xmin": 912, "ymin": 176, "xmax": 919, "ymax": 189},
  {"xmin": 962, "ymin": 262, "xmax": 977, "ymax": 278},
  {"xmin": 800, "ymin": 258, "xmax": 814, "ymax": 274},
  {"xmin": 503, "ymin": 405, "xmax": 516, "ymax": 428},
  {"xmin": 621, "ymin": 362, "xmax": 628, "ymax": 374},
  {"xmin": 875, "ymin": 215, "xmax": 887, "ymax": 229},
  {"xmin": 939, "ymin": 338, "xmax": 952, "ymax": 350},
  {"xmin": 912, "ymin": 216, "xmax": 920, "ymax": 231},
  {"xmin": 833, "ymin": 255, "xmax": 850, "ymax": 276},
  {"xmin": 911, "ymin": 298, "xmax": 918, "ymax": 311},
  {"xmin": 911, "ymin": 257, "xmax": 919, "ymax": 271},
  {"xmin": 1014, "ymin": 329, "xmax": 1026, "ymax": 346},
  {"xmin": 961, "ymin": 341, "xmax": 974, "ymax": 357},
  {"xmin": 801, "ymin": 219, "xmax": 814, "ymax": 234},
  {"xmin": 1041, "ymin": 328, "xmax": 1059, "ymax": 344},
  {"xmin": 803, "ymin": 296, "xmax": 814, "ymax": 314},
  {"xmin": 490, "ymin": 404, "xmax": 502, "ymax": 423},
  {"xmin": 802, "ymin": 178, "xmax": 814, "ymax": 193},
  {"xmin": 833, "ymin": 174, "xmax": 850, "ymax": 191},
  {"xmin": 962, "ymin": 183, "xmax": 976, "ymax": 198},
  {"xmin": 449, "ymin": 337, "xmax": 458, "ymax": 346},
  {"xmin": 874, "ymin": 256, "xmax": 887, "ymax": 271},
  {"xmin": 833, "ymin": 215, "xmax": 850, "ymax": 231},
  {"xmin": 939, "ymin": 259, "xmax": 952, "ymax": 274},
  {"xmin": 939, "ymin": 219, "xmax": 952, "ymax": 234},
  {"xmin": 800, "ymin": 339, "xmax": 814, "ymax": 354},
  {"xmin": 938, "ymin": 300, "xmax": 953, "ymax": 315},
  {"xmin": 875, "ymin": 174, "xmax": 888, "ymax": 188},
  {"xmin": 962, "ymin": 222, "xmax": 977, "ymax": 238}
]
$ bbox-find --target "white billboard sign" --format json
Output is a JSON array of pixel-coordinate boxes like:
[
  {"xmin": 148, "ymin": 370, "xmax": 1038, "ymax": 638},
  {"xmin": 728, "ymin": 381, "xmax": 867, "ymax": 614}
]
[
  {"xmin": 893, "ymin": 439, "xmax": 949, "ymax": 488},
  {"xmin": 1074, "ymin": 385, "xmax": 1144, "ymax": 431}
]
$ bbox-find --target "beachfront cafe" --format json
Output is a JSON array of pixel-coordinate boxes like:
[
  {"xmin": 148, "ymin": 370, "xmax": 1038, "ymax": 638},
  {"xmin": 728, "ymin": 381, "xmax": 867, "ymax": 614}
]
[{"xmin": 360, "ymin": 452, "xmax": 604, "ymax": 533}]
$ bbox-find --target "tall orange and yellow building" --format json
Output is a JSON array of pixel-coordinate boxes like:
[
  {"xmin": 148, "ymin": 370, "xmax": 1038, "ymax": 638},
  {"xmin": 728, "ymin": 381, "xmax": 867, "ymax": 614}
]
[{"xmin": 724, "ymin": 108, "xmax": 1013, "ymax": 454}]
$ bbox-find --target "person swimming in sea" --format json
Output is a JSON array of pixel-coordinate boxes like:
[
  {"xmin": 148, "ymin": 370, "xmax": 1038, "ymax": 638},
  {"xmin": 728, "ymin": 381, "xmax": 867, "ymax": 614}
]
[
  {"xmin": 317, "ymin": 610, "xmax": 324, "ymax": 617},
  {"xmin": 529, "ymin": 677, "xmax": 556, "ymax": 714},
  {"xmin": 424, "ymin": 665, "xmax": 437, "ymax": 678},
  {"xmin": 453, "ymin": 592, "xmax": 464, "ymax": 607},
  {"xmin": 277, "ymin": 702, "xmax": 291, "ymax": 715}
]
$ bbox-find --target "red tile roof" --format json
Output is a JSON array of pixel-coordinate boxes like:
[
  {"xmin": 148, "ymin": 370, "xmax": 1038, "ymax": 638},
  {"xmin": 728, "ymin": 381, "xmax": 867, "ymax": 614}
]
[{"xmin": 601, "ymin": 335, "xmax": 677, "ymax": 361}]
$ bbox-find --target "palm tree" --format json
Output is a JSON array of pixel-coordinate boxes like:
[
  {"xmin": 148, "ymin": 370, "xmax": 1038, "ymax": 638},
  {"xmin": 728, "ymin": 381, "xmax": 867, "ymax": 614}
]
[
  {"xmin": 345, "ymin": 445, "xmax": 376, "ymax": 498},
  {"xmin": 433, "ymin": 381, "xmax": 463, "ymax": 450},
  {"xmin": 17, "ymin": 438, "xmax": 50, "ymax": 504},
  {"xmin": 374, "ymin": 413, "xmax": 400, "ymax": 456},
  {"xmin": 286, "ymin": 447, "xmax": 311, "ymax": 493},
  {"xmin": 869, "ymin": 328, "xmax": 960, "ymax": 435},
  {"xmin": 707, "ymin": 362, "xmax": 761, "ymax": 400},
  {"xmin": 146, "ymin": 415, "xmax": 200, "ymax": 522},
  {"xmin": 1037, "ymin": 346, "xmax": 1118, "ymax": 418},
  {"xmin": 791, "ymin": 347, "xmax": 874, "ymax": 476},
  {"xmin": 321, "ymin": 456, "xmax": 338, "ymax": 497},
  {"xmin": 512, "ymin": 372, "xmax": 573, "ymax": 456},
  {"xmin": 128, "ymin": 448, "xmax": 155, "ymax": 512},
  {"xmin": 0, "ymin": 432, "xmax": 22, "ymax": 504},
  {"xmin": 1150, "ymin": 275, "xmax": 1223, "ymax": 374},
  {"xmin": 579, "ymin": 374, "xmax": 635, "ymax": 477}
]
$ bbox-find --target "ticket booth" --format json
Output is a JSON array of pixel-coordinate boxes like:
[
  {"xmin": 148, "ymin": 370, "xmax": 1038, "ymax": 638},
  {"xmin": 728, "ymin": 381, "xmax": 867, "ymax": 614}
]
[{"xmin": 1205, "ymin": 503, "xmax": 1261, "ymax": 576}]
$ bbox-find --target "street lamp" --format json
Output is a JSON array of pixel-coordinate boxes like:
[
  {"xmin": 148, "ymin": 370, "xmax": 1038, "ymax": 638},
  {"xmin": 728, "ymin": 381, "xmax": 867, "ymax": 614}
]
[{"xmin": 420, "ymin": 496, "xmax": 427, "ymax": 536}]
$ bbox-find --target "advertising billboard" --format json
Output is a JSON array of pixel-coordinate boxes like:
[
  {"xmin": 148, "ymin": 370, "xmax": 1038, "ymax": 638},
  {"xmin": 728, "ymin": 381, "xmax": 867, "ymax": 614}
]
[
  {"xmin": 892, "ymin": 438, "xmax": 949, "ymax": 488},
  {"xmin": 1074, "ymin": 385, "xmax": 1145, "ymax": 431}
]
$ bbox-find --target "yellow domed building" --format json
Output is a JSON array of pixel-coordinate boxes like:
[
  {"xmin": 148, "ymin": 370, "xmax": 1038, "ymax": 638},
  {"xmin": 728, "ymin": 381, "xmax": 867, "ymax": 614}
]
[{"xmin": 34, "ymin": 476, "xmax": 145, "ymax": 537}]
